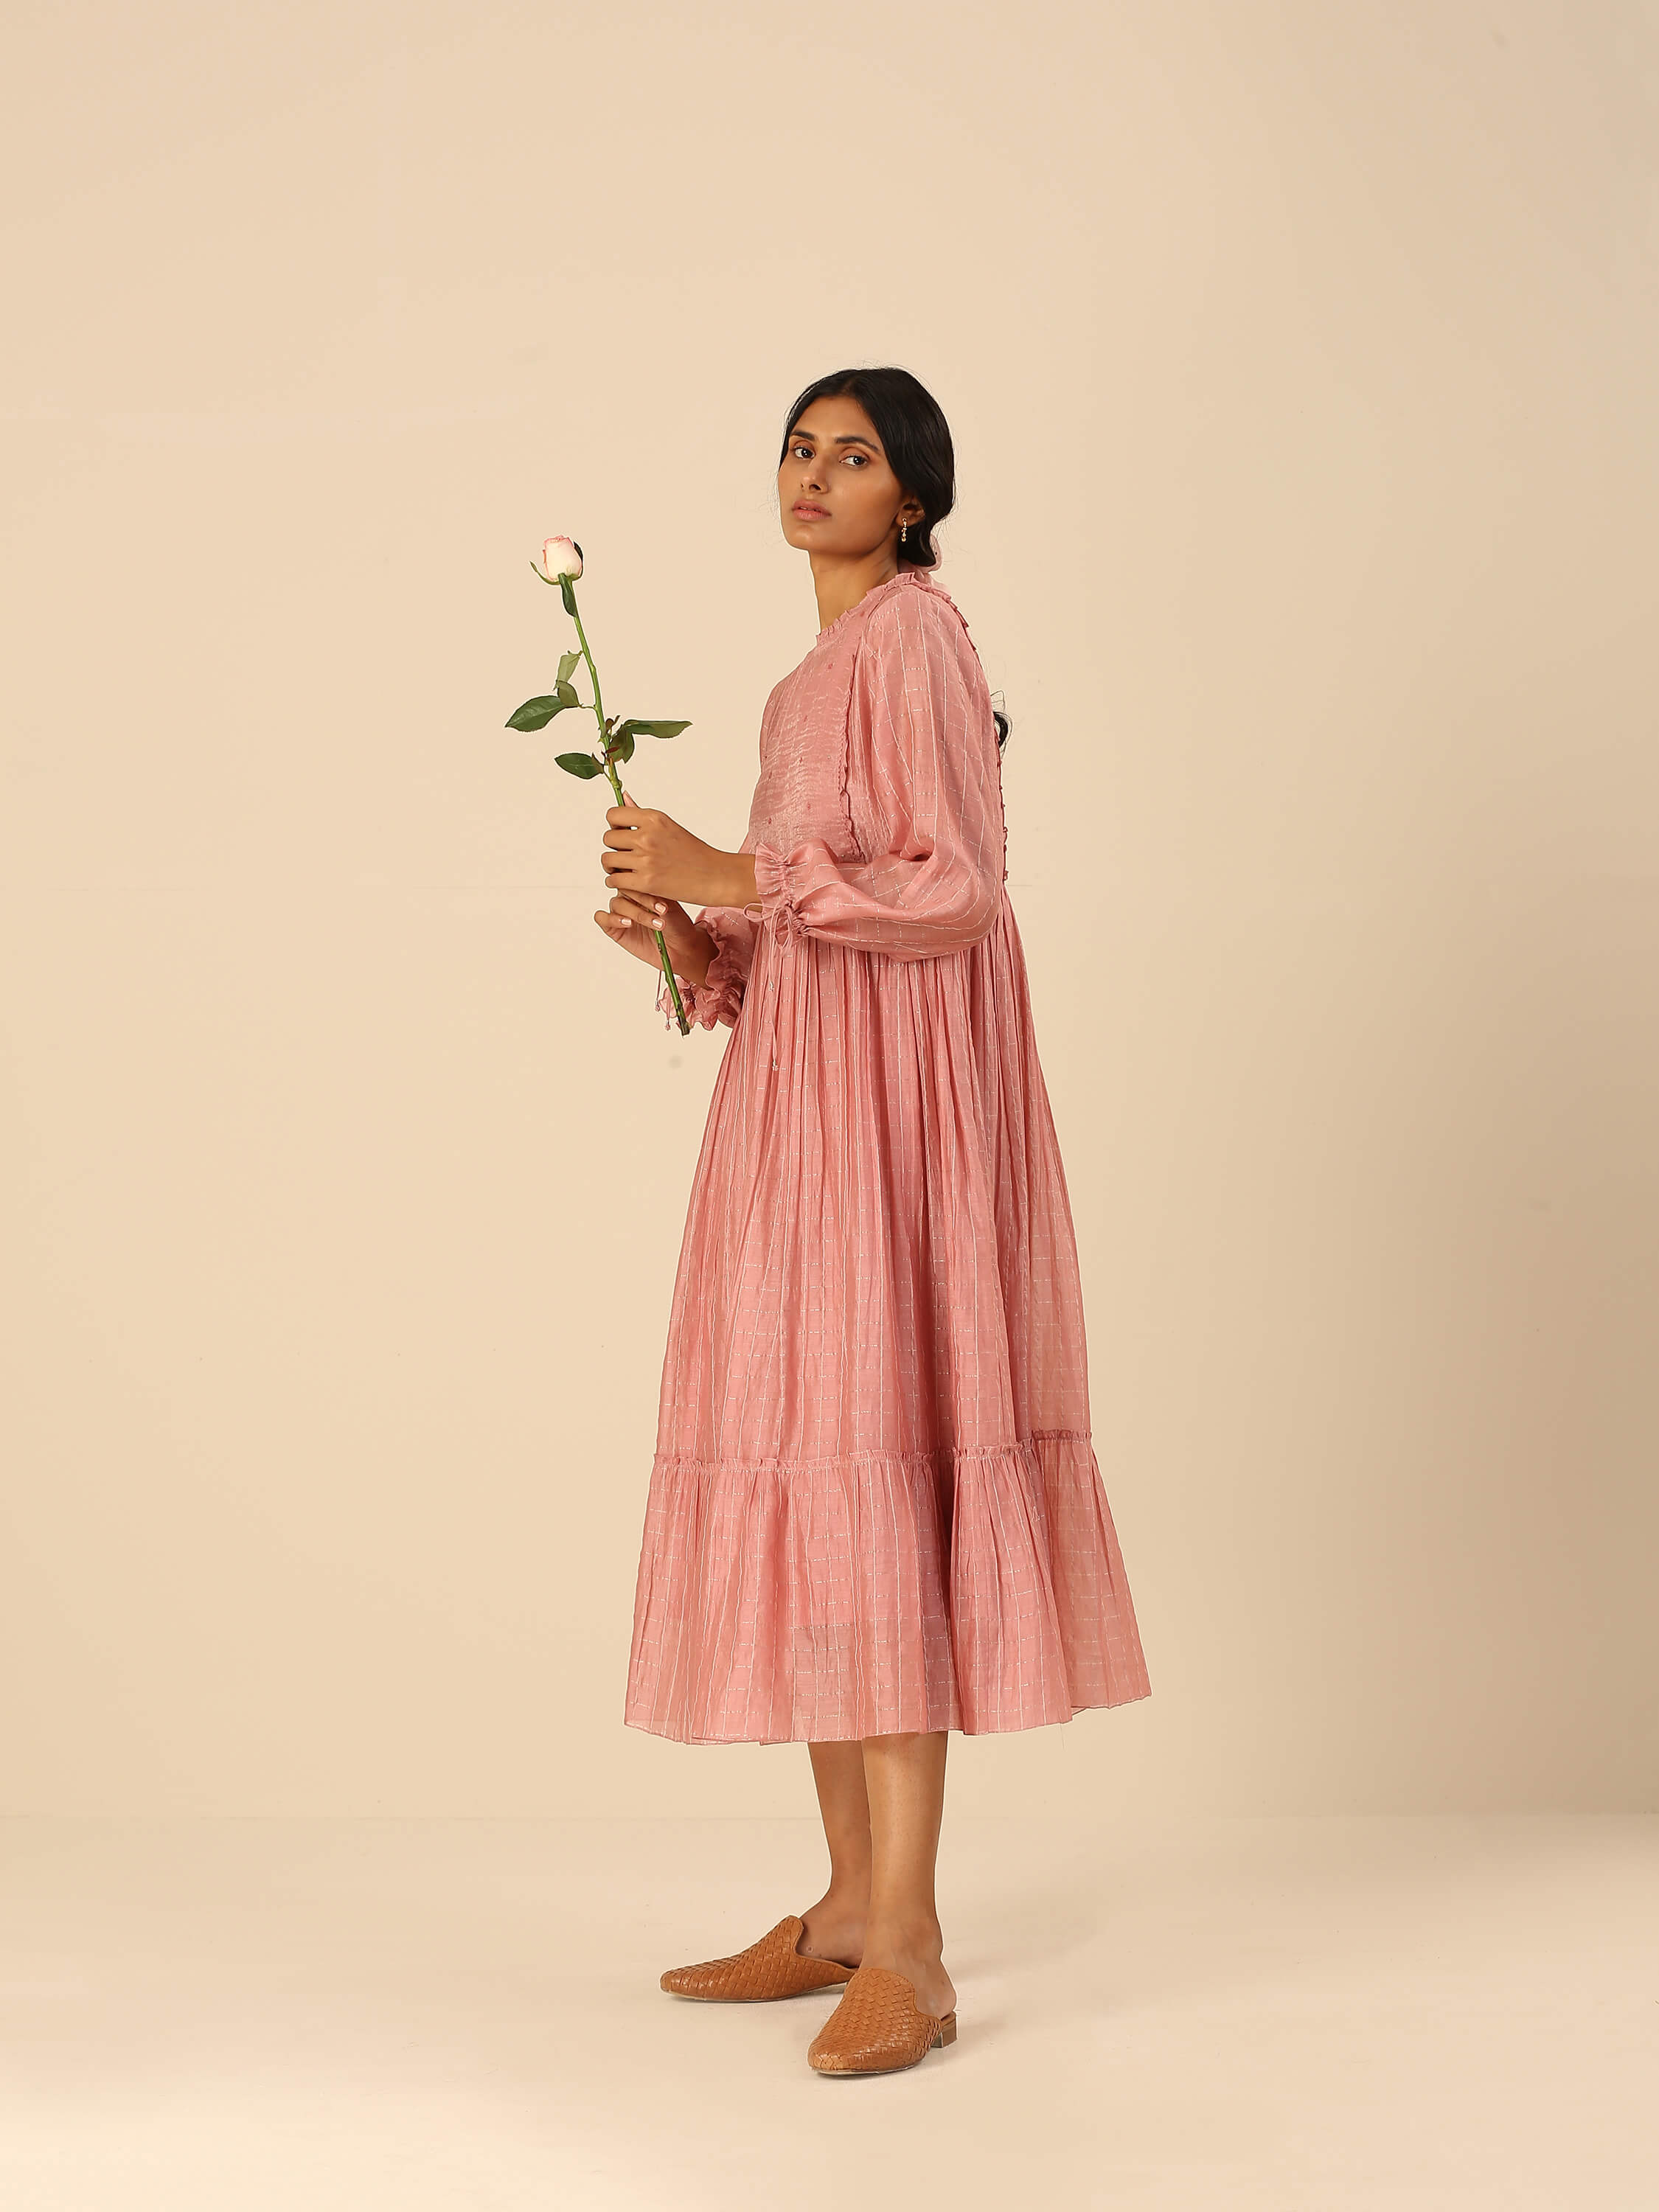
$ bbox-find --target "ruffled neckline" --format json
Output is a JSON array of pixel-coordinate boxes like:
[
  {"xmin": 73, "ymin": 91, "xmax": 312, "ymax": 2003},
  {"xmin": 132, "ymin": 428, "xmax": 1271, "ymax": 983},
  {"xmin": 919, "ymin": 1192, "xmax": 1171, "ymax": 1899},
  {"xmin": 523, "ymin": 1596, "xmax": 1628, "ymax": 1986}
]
[{"xmin": 814, "ymin": 564, "xmax": 951, "ymax": 646}]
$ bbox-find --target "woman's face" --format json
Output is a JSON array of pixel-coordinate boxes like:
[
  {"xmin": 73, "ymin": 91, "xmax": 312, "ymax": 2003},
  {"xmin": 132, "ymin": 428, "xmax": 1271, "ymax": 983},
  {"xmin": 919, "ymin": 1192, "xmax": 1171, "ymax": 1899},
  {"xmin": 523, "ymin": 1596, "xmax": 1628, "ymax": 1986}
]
[{"xmin": 778, "ymin": 396, "xmax": 923, "ymax": 561}]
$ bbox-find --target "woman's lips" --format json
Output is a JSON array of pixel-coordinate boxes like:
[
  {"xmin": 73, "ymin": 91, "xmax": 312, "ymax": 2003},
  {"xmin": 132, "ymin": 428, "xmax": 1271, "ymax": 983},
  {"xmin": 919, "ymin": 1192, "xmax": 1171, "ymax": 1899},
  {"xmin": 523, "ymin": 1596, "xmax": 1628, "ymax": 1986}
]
[{"xmin": 793, "ymin": 503, "xmax": 829, "ymax": 517}]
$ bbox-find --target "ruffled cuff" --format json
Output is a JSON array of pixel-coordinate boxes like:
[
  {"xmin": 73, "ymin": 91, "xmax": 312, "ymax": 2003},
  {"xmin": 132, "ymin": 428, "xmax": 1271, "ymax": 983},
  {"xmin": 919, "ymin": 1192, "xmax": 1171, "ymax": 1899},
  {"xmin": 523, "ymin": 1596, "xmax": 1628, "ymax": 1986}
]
[
  {"xmin": 656, "ymin": 910, "xmax": 748, "ymax": 1032},
  {"xmin": 748, "ymin": 841, "xmax": 812, "ymax": 950}
]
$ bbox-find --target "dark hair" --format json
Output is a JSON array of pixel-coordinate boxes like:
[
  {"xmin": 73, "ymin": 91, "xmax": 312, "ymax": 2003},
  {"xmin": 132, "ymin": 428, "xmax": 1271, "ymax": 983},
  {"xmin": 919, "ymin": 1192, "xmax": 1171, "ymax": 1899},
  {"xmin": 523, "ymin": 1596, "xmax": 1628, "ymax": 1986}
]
[{"xmin": 779, "ymin": 364, "xmax": 1012, "ymax": 756}]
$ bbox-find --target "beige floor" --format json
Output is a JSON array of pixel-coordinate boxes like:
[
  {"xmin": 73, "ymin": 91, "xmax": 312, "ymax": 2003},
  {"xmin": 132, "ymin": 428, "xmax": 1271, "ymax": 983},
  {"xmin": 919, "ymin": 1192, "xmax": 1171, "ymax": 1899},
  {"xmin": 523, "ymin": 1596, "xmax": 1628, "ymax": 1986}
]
[{"xmin": 1, "ymin": 1813, "xmax": 1654, "ymax": 2210}]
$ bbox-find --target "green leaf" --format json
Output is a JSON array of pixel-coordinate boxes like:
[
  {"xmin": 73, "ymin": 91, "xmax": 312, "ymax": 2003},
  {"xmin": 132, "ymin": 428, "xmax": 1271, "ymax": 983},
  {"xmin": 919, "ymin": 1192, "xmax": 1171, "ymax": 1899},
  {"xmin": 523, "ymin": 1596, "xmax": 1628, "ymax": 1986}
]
[
  {"xmin": 616, "ymin": 718, "xmax": 691, "ymax": 740},
  {"xmin": 559, "ymin": 576, "xmax": 577, "ymax": 616},
  {"xmin": 555, "ymin": 752, "xmax": 603, "ymax": 779},
  {"xmin": 557, "ymin": 650, "xmax": 581, "ymax": 684},
  {"xmin": 608, "ymin": 731, "xmax": 636, "ymax": 764},
  {"xmin": 507, "ymin": 695, "xmax": 564, "ymax": 730},
  {"xmin": 555, "ymin": 678, "xmax": 581, "ymax": 709}
]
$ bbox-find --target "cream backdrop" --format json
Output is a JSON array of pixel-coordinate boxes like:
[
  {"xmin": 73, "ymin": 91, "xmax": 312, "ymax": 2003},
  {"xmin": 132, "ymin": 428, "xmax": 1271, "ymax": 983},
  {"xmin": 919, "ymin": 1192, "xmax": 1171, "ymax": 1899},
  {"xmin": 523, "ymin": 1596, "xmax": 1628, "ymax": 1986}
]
[{"xmin": 3, "ymin": 1, "xmax": 1654, "ymax": 1819}]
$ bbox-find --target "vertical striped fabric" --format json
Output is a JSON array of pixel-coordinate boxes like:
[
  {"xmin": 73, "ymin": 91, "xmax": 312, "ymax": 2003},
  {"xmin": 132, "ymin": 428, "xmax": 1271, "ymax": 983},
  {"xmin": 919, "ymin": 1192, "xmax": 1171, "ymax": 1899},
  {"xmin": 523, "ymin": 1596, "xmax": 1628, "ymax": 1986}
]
[{"xmin": 626, "ymin": 566, "xmax": 1151, "ymax": 1742}]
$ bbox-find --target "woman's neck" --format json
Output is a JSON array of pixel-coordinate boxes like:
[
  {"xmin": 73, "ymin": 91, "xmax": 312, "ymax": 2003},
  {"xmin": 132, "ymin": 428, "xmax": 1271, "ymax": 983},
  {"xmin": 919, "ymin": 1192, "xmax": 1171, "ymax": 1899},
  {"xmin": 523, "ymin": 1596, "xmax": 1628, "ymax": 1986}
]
[{"xmin": 812, "ymin": 552, "xmax": 908, "ymax": 636}]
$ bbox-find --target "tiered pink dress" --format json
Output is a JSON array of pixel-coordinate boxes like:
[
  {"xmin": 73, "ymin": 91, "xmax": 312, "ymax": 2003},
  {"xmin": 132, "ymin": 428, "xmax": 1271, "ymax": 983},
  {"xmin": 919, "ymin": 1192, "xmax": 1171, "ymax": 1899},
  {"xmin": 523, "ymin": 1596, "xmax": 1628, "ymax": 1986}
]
[{"xmin": 625, "ymin": 565, "xmax": 1151, "ymax": 1744}]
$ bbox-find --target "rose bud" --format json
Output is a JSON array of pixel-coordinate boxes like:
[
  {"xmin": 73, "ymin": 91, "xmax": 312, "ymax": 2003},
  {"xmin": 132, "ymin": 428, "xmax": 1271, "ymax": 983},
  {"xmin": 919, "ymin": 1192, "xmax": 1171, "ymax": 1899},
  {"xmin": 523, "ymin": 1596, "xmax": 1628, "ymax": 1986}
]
[{"xmin": 538, "ymin": 536, "xmax": 583, "ymax": 582}]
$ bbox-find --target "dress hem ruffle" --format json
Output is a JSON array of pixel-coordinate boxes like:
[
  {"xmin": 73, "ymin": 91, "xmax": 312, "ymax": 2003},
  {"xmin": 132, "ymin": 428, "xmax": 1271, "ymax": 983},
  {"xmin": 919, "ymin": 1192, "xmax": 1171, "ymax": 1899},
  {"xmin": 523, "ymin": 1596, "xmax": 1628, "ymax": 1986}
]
[
  {"xmin": 623, "ymin": 1428, "xmax": 1152, "ymax": 1746},
  {"xmin": 622, "ymin": 1687, "xmax": 1152, "ymax": 1748}
]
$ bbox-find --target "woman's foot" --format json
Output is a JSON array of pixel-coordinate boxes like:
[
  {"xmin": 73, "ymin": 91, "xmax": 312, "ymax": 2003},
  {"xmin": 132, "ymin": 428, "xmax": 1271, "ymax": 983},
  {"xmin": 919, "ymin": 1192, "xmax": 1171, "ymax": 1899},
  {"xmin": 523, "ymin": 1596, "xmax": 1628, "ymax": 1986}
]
[
  {"xmin": 797, "ymin": 1891, "xmax": 866, "ymax": 1972},
  {"xmin": 859, "ymin": 1917, "xmax": 955, "ymax": 2020}
]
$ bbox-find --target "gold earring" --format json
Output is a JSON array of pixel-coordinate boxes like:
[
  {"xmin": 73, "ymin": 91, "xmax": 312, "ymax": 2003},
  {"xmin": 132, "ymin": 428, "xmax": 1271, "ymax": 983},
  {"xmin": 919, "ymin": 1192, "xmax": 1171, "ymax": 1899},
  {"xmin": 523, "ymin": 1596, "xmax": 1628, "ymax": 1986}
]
[{"xmin": 900, "ymin": 520, "xmax": 908, "ymax": 543}]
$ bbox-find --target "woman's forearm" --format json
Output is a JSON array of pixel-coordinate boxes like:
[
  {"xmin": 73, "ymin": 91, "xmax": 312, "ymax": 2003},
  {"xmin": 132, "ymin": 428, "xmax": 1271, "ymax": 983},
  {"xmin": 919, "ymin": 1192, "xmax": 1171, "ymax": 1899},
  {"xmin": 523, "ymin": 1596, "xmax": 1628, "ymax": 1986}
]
[
  {"xmin": 676, "ymin": 925, "xmax": 717, "ymax": 988},
  {"xmin": 720, "ymin": 852, "xmax": 759, "ymax": 911}
]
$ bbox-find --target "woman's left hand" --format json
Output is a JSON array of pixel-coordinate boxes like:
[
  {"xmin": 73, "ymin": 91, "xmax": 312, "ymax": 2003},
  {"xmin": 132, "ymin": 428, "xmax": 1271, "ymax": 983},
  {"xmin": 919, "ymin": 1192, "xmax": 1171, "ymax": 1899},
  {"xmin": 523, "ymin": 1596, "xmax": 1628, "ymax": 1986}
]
[{"xmin": 601, "ymin": 790, "xmax": 744, "ymax": 911}]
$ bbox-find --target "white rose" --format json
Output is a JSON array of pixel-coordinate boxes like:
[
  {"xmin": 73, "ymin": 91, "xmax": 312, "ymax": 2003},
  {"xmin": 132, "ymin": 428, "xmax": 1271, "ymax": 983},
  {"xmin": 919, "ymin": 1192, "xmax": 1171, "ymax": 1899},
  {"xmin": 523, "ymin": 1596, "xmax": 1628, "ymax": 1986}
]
[{"xmin": 538, "ymin": 535, "xmax": 583, "ymax": 582}]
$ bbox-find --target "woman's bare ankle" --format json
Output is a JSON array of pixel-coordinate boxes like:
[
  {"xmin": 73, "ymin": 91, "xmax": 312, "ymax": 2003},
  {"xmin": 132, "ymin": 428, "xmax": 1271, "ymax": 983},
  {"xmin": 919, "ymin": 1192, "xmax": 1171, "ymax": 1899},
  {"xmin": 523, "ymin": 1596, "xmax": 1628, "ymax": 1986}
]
[
  {"xmin": 798, "ymin": 1886, "xmax": 869, "ymax": 1968},
  {"xmin": 863, "ymin": 1909, "xmax": 943, "ymax": 1964},
  {"xmin": 860, "ymin": 1915, "xmax": 954, "ymax": 2015}
]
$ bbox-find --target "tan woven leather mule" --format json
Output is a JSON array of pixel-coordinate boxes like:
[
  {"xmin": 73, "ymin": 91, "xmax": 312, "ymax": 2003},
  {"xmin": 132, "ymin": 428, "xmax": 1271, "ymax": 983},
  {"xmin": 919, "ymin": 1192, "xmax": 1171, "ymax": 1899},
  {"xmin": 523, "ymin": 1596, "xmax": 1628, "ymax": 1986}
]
[
  {"xmin": 807, "ymin": 1964, "xmax": 958, "ymax": 2074},
  {"xmin": 660, "ymin": 1914, "xmax": 857, "ymax": 2002}
]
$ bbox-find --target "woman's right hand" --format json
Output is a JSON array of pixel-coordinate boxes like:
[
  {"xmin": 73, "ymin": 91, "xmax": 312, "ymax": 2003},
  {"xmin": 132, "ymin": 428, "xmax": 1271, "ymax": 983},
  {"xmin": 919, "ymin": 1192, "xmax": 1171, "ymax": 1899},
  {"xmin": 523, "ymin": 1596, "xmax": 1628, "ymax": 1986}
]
[{"xmin": 594, "ymin": 892, "xmax": 712, "ymax": 984}]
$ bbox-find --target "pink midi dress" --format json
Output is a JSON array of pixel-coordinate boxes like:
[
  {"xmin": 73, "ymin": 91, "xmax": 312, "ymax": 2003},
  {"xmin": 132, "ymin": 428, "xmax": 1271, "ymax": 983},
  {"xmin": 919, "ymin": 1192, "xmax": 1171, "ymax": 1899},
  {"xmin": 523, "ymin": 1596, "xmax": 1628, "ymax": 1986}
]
[{"xmin": 624, "ymin": 564, "xmax": 1152, "ymax": 1744}]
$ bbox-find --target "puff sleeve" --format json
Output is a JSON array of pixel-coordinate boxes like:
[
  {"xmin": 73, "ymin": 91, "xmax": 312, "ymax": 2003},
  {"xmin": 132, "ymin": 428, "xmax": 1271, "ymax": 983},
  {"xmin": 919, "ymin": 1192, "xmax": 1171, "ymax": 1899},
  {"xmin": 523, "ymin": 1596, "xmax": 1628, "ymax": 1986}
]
[
  {"xmin": 655, "ymin": 892, "xmax": 759, "ymax": 1032},
  {"xmin": 745, "ymin": 587, "xmax": 1006, "ymax": 962}
]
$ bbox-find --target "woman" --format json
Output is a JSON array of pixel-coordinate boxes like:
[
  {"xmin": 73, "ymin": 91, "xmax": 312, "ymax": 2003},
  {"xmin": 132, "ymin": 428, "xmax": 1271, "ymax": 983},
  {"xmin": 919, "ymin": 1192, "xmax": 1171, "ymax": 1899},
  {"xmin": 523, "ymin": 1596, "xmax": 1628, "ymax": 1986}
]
[{"xmin": 593, "ymin": 365, "xmax": 1152, "ymax": 2077}]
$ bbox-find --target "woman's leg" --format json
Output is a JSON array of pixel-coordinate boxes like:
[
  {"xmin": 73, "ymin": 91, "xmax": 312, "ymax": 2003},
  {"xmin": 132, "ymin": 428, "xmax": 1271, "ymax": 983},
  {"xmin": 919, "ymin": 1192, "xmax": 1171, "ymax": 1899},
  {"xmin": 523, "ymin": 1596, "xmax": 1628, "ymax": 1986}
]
[
  {"xmin": 797, "ymin": 1740, "xmax": 873, "ymax": 1968},
  {"xmin": 858, "ymin": 1729, "xmax": 956, "ymax": 2018}
]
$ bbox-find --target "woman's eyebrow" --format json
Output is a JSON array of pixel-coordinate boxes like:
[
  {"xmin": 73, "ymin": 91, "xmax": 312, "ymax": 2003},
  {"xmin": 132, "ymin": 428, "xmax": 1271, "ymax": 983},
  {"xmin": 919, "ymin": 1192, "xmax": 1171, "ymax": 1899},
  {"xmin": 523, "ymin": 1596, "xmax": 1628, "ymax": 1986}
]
[{"xmin": 792, "ymin": 431, "xmax": 881, "ymax": 451}]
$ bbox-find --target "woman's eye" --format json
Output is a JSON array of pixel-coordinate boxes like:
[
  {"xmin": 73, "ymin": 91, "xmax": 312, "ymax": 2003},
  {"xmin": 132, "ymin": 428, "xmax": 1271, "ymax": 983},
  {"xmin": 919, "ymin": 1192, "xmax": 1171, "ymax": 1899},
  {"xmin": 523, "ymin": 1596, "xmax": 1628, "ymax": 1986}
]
[{"xmin": 788, "ymin": 442, "xmax": 869, "ymax": 465}]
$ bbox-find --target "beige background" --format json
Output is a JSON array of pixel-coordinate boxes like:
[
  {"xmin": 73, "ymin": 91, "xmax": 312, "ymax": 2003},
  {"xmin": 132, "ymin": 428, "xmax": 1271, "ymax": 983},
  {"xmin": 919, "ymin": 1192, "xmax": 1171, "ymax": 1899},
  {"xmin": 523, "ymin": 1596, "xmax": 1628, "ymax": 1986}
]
[{"xmin": 3, "ymin": 0, "xmax": 1655, "ymax": 1821}]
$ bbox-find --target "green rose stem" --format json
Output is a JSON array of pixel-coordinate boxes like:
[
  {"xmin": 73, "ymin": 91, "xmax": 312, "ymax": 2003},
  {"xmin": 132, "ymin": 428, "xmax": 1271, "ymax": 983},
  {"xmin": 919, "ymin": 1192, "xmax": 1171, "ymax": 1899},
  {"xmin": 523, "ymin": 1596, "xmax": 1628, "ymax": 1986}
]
[
  {"xmin": 509, "ymin": 554, "xmax": 693, "ymax": 1036},
  {"xmin": 561, "ymin": 583, "xmax": 692, "ymax": 1035}
]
